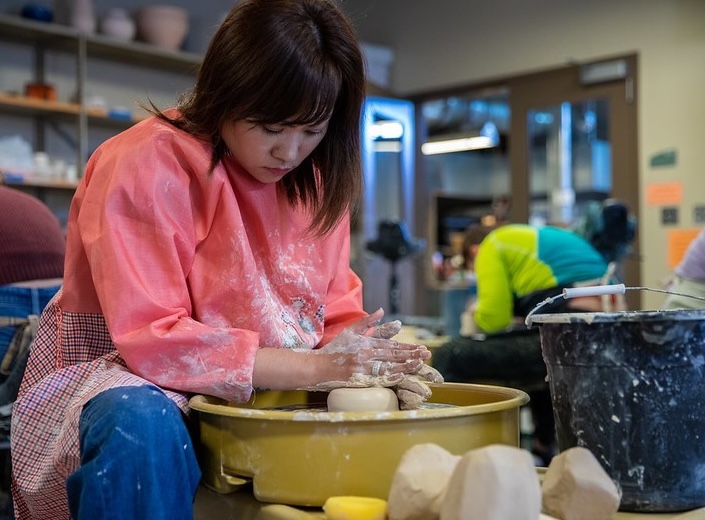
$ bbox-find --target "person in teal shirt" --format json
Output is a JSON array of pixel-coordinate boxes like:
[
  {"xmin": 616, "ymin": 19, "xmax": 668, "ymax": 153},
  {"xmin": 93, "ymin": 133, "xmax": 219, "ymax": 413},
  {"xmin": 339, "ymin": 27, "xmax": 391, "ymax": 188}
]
[
  {"xmin": 435, "ymin": 223, "xmax": 616, "ymax": 466},
  {"xmin": 462, "ymin": 223, "xmax": 610, "ymax": 334}
]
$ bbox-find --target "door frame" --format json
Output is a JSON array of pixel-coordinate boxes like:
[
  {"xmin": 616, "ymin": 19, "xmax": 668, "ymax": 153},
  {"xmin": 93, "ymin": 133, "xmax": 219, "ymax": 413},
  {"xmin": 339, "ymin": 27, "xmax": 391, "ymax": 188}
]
[{"xmin": 410, "ymin": 53, "xmax": 641, "ymax": 311}]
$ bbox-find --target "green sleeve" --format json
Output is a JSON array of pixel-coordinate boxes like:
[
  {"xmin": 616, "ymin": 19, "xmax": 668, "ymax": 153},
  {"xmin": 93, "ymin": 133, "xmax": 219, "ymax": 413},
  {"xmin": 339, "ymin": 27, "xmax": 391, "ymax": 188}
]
[{"xmin": 472, "ymin": 234, "xmax": 515, "ymax": 332}]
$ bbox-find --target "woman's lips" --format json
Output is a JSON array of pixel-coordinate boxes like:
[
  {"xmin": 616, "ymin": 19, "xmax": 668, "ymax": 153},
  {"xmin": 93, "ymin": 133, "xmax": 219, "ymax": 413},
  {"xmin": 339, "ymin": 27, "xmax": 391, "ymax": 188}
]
[{"xmin": 266, "ymin": 167, "xmax": 291, "ymax": 177}]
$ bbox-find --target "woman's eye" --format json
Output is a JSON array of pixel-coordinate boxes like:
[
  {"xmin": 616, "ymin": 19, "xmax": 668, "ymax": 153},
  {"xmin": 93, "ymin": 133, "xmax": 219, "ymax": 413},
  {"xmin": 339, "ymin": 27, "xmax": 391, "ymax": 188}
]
[{"xmin": 262, "ymin": 126, "xmax": 282, "ymax": 135}]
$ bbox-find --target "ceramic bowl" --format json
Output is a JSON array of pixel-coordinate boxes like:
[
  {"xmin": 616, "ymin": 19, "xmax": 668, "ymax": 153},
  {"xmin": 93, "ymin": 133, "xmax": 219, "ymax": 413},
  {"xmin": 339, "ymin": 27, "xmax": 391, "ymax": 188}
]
[
  {"xmin": 135, "ymin": 5, "xmax": 188, "ymax": 51},
  {"xmin": 20, "ymin": 4, "xmax": 54, "ymax": 23}
]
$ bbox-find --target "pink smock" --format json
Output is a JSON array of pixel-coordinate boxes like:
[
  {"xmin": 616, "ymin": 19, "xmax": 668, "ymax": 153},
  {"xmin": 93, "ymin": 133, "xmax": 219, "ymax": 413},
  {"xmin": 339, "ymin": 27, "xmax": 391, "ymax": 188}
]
[{"xmin": 10, "ymin": 114, "xmax": 365, "ymax": 519}]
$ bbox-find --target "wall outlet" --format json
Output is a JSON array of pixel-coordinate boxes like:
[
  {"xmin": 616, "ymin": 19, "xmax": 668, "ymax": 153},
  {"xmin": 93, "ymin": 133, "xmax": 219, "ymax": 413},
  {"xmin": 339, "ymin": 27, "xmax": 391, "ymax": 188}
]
[
  {"xmin": 662, "ymin": 207, "xmax": 679, "ymax": 225},
  {"xmin": 695, "ymin": 206, "xmax": 705, "ymax": 224}
]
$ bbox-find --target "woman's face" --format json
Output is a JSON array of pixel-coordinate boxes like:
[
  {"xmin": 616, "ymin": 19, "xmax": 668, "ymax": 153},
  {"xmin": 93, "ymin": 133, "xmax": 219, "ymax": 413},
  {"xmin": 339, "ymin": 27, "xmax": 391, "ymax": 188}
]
[{"xmin": 221, "ymin": 119, "xmax": 329, "ymax": 184}]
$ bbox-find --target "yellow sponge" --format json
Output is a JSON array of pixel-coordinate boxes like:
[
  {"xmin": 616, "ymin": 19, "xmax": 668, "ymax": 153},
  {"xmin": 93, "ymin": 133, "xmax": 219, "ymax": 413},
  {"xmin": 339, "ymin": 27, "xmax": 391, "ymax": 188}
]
[{"xmin": 323, "ymin": 496, "xmax": 387, "ymax": 520}]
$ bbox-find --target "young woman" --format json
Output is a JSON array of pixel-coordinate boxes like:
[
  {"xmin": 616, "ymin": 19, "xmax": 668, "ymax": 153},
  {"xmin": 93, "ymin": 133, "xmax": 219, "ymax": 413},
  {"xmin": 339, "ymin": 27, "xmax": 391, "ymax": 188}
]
[{"xmin": 10, "ymin": 1, "xmax": 438, "ymax": 518}]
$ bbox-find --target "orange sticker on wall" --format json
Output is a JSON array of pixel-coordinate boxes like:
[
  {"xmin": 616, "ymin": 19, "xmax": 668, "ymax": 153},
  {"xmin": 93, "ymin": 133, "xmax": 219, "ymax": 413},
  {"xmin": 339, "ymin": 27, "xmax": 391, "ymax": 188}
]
[
  {"xmin": 667, "ymin": 228, "xmax": 701, "ymax": 268},
  {"xmin": 646, "ymin": 182, "xmax": 683, "ymax": 205}
]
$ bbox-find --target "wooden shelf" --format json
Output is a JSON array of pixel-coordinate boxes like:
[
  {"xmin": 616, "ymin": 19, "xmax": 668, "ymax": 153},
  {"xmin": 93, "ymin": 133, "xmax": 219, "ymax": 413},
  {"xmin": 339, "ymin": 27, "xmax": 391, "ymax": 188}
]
[
  {"xmin": 0, "ymin": 12, "xmax": 201, "ymax": 220},
  {"xmin": 0, "ymin": 93, "xmax": 146, "ymax": 129},
  {"xmin": 2, "ymin": 175, "xmax": 79, "ymax": 191},
  {"xmin": 0, "ymin": 92, "xmax": 79, "ymax": 118},
  {"xmin": 0, "ymin": 13, "xmax": 202, "ymax": 74}
]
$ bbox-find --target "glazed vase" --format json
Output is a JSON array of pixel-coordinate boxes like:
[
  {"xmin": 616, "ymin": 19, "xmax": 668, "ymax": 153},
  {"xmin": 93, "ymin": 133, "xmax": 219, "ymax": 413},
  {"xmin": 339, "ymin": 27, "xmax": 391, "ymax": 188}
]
[{"xmin": 100, "ymin": 8, "xmax": 136, "ymax": 41}]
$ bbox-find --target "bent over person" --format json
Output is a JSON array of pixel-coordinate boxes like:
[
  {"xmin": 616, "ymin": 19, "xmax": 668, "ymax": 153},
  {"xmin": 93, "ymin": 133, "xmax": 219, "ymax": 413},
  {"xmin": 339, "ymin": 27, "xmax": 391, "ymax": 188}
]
[{"xmin": 433, "ymin": 223, "xmax": 618, "ymax": 466}]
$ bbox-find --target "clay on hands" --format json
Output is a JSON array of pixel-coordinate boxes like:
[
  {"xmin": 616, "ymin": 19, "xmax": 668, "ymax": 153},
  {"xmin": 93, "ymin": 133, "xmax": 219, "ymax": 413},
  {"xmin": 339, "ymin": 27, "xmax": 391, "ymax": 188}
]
[
  {"xmin": 304, "ymin": 372, "xmax": 405, "ymax": 393},
  {"xmin": 299, "ymin": 311, "xmax": 432, "ymax": 402},
  {"xmin": 541, "ymin": 446, "xmax": 620, "ymax": 520},
  {"xmin": 395, "ymin": 364, "xmax": 445, "ymax": 410}
]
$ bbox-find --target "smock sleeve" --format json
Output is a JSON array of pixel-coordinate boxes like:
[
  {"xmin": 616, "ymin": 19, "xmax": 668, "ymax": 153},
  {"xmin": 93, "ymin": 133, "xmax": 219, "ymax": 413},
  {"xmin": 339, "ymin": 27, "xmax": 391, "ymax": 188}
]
[
  {"xmin": 320, "ymin": 218, "xmax": 366, "ymax": 345},
  {"xmin": 76, "ymin": 128, "xmax": 258, "ymax": 402}
]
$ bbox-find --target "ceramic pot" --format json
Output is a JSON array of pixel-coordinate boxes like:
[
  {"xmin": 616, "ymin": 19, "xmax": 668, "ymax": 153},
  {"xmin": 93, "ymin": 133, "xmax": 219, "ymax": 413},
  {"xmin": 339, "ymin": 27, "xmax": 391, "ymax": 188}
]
[
  {"xmin": 70, "ymin": 0, "xmax": 95, "ymax": 34},
  {"xmin": 136, "ymin": 5, "xmax": 188, "ymax": 51},
  {"xmin": 20, "ymin": 4, "xmax": 54, "ymax": 23},
  {"xmin": 100, "ymin": 8, "xmax": 136, "ymax": 41}
]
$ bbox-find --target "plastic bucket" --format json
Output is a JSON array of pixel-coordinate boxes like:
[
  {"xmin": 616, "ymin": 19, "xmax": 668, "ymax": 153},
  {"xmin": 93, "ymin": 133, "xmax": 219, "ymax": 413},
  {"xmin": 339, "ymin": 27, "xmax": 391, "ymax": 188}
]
[{"xmin": 531, "ymin": 309, "xmax": 705, "ymax": 513}]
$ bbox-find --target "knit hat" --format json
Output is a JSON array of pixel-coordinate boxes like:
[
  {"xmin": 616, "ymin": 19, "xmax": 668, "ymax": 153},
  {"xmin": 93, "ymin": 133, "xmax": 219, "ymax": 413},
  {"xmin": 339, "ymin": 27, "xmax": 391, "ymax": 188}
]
[{"xmin": 0, "ymin": 187, "xmax": 65, "ymax": 285}]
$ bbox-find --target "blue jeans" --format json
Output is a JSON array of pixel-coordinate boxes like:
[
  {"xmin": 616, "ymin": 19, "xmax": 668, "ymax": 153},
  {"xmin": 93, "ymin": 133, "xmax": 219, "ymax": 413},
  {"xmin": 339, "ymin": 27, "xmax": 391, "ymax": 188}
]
[
  {"xmin": 0, "ymin": 283, "xmax": 61, "ymax": 358},
  {"xmin": 66, "ymin": 386, "xmax": 202, "ymax": 520}
]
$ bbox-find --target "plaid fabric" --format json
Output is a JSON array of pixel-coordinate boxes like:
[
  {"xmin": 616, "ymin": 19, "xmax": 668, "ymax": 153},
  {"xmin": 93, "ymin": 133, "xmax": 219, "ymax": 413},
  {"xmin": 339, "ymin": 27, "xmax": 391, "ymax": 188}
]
[{"xmin": 10, "ymin": 293, "xmax": 188, "ymax": 519}]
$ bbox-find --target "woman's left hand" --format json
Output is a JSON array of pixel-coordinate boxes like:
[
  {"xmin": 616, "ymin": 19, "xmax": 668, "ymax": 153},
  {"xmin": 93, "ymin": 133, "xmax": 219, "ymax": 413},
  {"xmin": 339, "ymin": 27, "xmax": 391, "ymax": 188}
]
[{"xmin": 298, "ymin": 309, "xmax": 443, "ymax": 408}]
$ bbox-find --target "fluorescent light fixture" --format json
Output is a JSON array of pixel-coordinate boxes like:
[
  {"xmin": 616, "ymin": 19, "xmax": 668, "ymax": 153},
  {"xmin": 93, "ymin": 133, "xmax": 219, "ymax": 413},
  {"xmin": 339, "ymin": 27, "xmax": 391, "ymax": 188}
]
[
  {"xmin": 421, "ymin": 121, "xmax": 499, "ymax": 155},
  {"xmin": 422, "ymin": 136, "xmax": 495, "ymax": 155},
  {"xmin": 370, "ymin": 121, "xmax": 404, "ymax": 140},
  {"xmin": 373, "ymin": 140, "xmax": 402, "ymax": 153}
]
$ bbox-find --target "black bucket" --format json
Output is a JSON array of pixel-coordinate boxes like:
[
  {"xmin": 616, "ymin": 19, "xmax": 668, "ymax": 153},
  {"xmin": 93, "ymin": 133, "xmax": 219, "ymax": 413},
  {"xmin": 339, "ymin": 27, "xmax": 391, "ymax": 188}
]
[{"xmin": 531, "ymin": 309, "xmax": 705, "ymax": 513}]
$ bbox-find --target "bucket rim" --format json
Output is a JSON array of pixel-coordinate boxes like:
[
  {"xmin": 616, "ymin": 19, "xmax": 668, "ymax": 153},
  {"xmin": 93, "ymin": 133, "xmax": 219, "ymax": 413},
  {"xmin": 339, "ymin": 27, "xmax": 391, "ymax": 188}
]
[{"xmin": 528, "ymin": 308, "xmax": 705, "ymax": 325}]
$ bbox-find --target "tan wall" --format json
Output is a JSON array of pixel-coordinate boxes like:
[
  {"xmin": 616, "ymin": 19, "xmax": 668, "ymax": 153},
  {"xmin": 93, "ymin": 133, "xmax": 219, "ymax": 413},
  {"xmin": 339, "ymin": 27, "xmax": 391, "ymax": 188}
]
[{"xmin": 347, "ymin": 0, "xmax": 705, "ymax": 309}]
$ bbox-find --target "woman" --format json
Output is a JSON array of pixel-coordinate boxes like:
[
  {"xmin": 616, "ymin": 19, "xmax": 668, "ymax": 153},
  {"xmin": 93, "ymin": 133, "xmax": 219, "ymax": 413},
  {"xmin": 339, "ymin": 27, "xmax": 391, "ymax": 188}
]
[
  {"xmin": 10, "ymin": 1, "xmax": 438, "ymax": 518},
  {"xmin": 663, "ymin": 227, "xmax": 705, "ymax": 309}
]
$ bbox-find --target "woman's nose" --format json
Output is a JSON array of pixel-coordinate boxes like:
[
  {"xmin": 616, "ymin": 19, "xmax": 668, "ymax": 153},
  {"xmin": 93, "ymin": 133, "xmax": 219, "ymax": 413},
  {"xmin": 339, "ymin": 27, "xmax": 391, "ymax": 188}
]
[{"xmin": 272, "ymin": 137, "xmax": 299, "ymax": 163}]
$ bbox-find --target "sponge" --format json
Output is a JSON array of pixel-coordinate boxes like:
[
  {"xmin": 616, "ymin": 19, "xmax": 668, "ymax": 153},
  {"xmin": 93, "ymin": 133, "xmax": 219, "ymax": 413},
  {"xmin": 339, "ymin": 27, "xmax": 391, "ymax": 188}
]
[{"xmin": 323, "ymin": 496, "xmax": 387, "ymax": 520}]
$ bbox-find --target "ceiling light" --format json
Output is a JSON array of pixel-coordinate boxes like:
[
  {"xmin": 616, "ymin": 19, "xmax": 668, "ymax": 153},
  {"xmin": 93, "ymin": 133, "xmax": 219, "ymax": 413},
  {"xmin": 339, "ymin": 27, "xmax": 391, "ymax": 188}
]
[
  {"xmin": 370, "ymin": 121, "xmax": 404, "ymax": 140},
  {"xmin": 421, "ymin": 121, "xmax": 499, "ymax": 155}
]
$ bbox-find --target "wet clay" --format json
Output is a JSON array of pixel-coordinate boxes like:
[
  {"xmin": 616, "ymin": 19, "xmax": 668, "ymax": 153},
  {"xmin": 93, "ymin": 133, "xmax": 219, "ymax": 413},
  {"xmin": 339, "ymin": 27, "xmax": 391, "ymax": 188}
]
[
  {"xmin": 387, "ymin": 443, "xmax": 460, "ymax": 520},
  {"xmin": 542, "ymin": 446, "xmax": 620, "ymax": 520},
  {"xmin": 440, "ymin": 444, "xmax": 541, "ymax": 520},
  {"xmin": 327, "ymin": 387, "xmax": 399, "ymax": 412}
]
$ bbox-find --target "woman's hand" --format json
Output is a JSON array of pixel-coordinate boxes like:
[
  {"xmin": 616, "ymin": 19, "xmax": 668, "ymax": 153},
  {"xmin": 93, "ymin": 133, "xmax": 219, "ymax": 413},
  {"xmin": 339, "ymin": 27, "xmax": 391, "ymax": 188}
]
[
  {"xmin": 252, "ymin": 309, "xmax": 427, "ymax": 391},
  {"xmin": 315, "ymin": 308, "xmax": 431, "ymax": 381},
  {"xmin": 253, "ymin": 309, "xmax": 441, "ymax": 408},
  {"xmin": 395, "ymin": 364, "xmax": 445, "ymax": 410},
  {"xmin": 297, "ymin": 309, "xmax": 445, "ymax": 409}
]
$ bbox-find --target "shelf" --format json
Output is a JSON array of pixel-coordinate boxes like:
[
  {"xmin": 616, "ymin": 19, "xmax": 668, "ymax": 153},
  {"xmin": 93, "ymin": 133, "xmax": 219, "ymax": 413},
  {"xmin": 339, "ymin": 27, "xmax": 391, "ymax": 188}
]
[
  {"xmin": 0, "ymin": 13, "xmax": 202, "ymax": 74},
  {"xmin": 0, "ymin": 12, "xmax": 78, "ymax": 49},
  {"xmin": 2, "ymin": 175, "xmax": 78, "ymax": 191},
  {"xmin": 0, "ymin": 11, "xmax": 201, "ymax": 207},
  {"xmin": 0, "ymin": 92, "xmax": 79, "ymax": 118},
  {"xmin": 85, "ymin": 34, "xmax": 201, "ymax": 74},
  {"xmin": 0, "ymin": 93, "xmax": 145, "ymax": 129}
]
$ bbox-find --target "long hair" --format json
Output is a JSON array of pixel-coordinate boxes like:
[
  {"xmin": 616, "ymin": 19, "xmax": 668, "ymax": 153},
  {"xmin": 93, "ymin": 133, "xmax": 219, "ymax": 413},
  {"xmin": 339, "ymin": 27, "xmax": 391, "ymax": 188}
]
[{"xmin": 154, "ymin": 0, "xmax": 365, "ymax": 237}]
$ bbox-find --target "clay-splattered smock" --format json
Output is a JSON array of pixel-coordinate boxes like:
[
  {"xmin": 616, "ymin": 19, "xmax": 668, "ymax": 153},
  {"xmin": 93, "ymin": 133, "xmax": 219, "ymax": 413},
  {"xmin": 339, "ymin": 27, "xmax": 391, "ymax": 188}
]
[{"xmin": 10, "ymin": 114, "xmax": 365, "ymax": 519}]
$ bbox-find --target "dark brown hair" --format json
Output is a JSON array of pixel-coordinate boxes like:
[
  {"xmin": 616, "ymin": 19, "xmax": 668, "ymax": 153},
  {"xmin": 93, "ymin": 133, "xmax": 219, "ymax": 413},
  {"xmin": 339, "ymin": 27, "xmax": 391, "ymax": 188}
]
[
  {"xmin": 154, "ymin": 0, "xmax": 365, "ymax": 236},
  {"xmin": 462, "ymin": 224, "xmax": 499, "ymax": 261}
]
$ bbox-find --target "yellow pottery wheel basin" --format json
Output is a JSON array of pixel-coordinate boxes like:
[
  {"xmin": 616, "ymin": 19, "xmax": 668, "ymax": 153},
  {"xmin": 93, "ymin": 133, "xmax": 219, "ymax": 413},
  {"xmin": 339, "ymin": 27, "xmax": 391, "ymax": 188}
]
[{"xmin": 189, "ymin": 382, "xmax": 529, "ymax": 507}]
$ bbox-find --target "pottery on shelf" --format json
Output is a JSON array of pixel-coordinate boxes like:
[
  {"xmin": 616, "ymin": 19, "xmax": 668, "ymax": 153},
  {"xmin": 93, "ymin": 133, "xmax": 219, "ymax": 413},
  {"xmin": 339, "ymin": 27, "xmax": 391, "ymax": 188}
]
[
  {"xmin": 100, "ymin": 8, "xmax": 136, "ymax": 41},
  {"xmin": 20, "ymin": 4, "xmax": 55, "ymax": 23},
  {"xmin": 136, "ymin": 5, "xmax": 189, "ymax": 51},
  {"xmin": 70, "ymin": 0, "xmax": 96, "ymax": 34}
]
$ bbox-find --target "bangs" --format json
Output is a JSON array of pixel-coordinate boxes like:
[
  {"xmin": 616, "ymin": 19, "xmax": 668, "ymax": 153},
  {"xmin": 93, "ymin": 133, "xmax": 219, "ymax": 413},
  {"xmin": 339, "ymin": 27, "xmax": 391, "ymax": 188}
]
[{"xmin": 245, "ymin": 62, "xmax": 341, "ymax": 126}]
